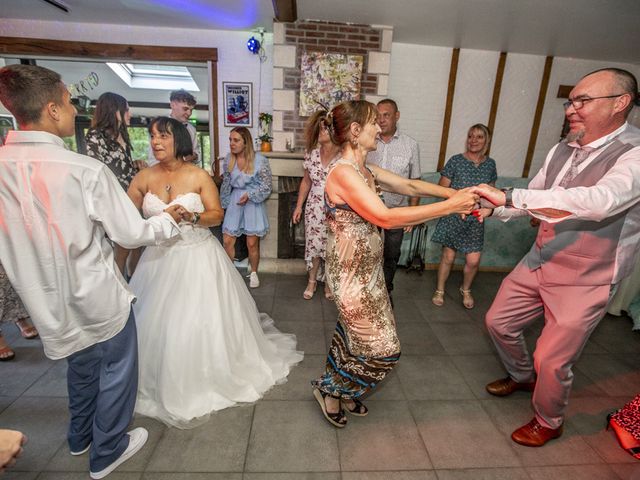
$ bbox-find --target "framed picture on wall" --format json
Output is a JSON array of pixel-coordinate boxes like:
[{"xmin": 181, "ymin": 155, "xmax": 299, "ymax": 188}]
[
  {"xmin": 0, "ymin": 114, "xmax": 16, "ymax": 146},
  {"xmin": 223, "ymin": 82, "xmax": 252, "ymax": 127}
]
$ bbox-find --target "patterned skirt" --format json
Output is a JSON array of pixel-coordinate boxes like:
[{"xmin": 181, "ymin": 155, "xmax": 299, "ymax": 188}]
[{"xmin": 312, "ymin": 321, "xmax": 400, "ymax": 399}]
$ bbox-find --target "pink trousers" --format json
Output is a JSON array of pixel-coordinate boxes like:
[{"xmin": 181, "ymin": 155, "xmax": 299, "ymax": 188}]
[{"xmin": 485, "ymin": 261, "xmax": 613, "ymax": 429}]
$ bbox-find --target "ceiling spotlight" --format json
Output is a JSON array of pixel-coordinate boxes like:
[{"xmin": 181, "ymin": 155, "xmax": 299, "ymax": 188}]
[{"xmin": 247, "ymin": 36, "xmax": 261, "ymax": 54}]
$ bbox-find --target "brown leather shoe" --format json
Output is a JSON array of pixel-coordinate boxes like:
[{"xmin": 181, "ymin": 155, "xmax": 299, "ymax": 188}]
[
  {"xmin": 486, "ymin": 377, "xmax": 535, "ymax": 396},
  {"xmin": 511, "ymin": 418, "xmax": 563, "ymax": 447}
]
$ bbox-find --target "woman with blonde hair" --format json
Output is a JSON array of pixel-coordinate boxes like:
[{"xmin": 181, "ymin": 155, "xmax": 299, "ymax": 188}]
[
  {"xmin": 431, "ymin": 123, "xmax": 497, "ymax": 309},
  {"xmin": 293, "ymin": 109, "xmax": 341, "ymax": 299},
  {"xmin": 220, "ymin": 127, "xmax": 272, "ymax": 288},
  {"xmin": 311, "ymin": 100, "xmax": 478, "ymax": 428}
]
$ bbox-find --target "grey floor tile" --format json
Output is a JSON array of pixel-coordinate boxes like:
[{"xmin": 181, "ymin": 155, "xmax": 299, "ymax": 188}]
[
  {"xmin": 410, "ymin": 400, "xmax": 521, "ymax": 469},
  {"xmin": 0, "ymin": 347, "xmax": 56, "ymax": 396},
  {"xmin": 338, "ymin": 400, "xmax": 431, "ymax": 471},
  {"xmin": 362, "ymin": 369, "xmax": 406, "ymax": 401},
  {"xmin": 247, "ymin": 274, "xmax": 277, "ymax": 297},
  {"xmin": 271, "ymin": 297, "xmax": 323, "ymax": 323},
  {"xmin": 254, "ymin": 295, "xmax": 274, "ymax": 316},
  {"xmin": 320, "ymin": 298, "xmax": 339, "ymax": 323},
  {"xmin": 245, "ymin": 401, "xmax": 339, "ymax": 472},
  {"xmin": 142, "ymin": 474, "xmax": 241, "ymax": 480},
  {"xmin": 435, "ymin": 468, "xmax": 530, "ymax": 480},
  {"xmin": 22, "ymin": 360, "xmax": 67, "ymax": 397},
  {"xmin": 0, "ymin": 396, "xmax": 68, "ymax": 471},
  {"xmin": 575, "ymin": 354, "xmax": 640, "ymax": 397},
  {"xmin": 396, "ymin": 356, "xmax": 475, "ymax": 400},
  {"xmin": 609, "ymin": 463, "xmax": 640, "ymax": 479},
  {"xmin": 396, "ymin": 322, "xmax": 446, "ymax": 355},
  {"xmin": 323, "ymin": 322, "xmax": 337, "ymax": 351},
  {"xmin": 429, "ymin": 322, "xmax": 495, "ymax": 355},
  {"xmin": 526, "ymin": 464, "xmax": 621, "ymax": 479},
  {"xmin": 276, "ymin": 320, "xmax": 327, "ymax": 355},
  {"xmin": 481, "ymin": 397, "xmax": 600, "ymax": 466},
  {"xmin": 274, "ymin": 275, "xmax": 310, "ymax": 298},
  {"xmin": 37, "ymin": 474, "xmax": 141, "ymax": 480},
  {"xmin": 449, "ymin": 354, "xmax": 512, "ymax": 400},
  {"xmin": 244, "ymin": 474, "xmax": 340, "ymax": 480},
  {"xmin": 342, "ymin": 472, "xmax": 436, "ymax": 480},
  {"xmin": 262, "ymin": 354, "xmax": 325, "ymax": 401},
  {"xmin": 0, "ymin": 472, "xmax": 38, "ymax": 480},
  {"xmin": 392, "ymin": 298, "xmax": 428, "ymax": 324},
  {"xmin": 589, "ymin": 316, "xmax": 640, "ymax": 354},
  {"xmin": 414, "ymin": 298, "xmax": 474, "ymax": 324},
  {"xmin": 0, "ymin": 395, "xmax": 16, "ymax": 414},
  {"xmin": 146, "ymin": 405, "xmax": 253, "ymax": 472}
]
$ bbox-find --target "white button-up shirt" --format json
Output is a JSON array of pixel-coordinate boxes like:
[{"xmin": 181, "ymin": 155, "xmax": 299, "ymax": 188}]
[{"xmin": 0, "ymin": 130, "xmax": 180, "ymax": 360}]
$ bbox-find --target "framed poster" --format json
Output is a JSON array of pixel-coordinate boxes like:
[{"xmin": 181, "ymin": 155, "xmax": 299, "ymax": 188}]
[
  {"xmin": 0, "ymin": 115, "xmax": 16, "ymax": 146},
  {"xmin": 223, "ymin": 82, "xmax": 252, "ymax": 127}
]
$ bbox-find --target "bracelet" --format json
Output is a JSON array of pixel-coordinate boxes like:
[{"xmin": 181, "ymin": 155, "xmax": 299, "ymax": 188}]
[
  {"xmin": 192, "ymin": 212, "xmax": 201, "ymax": 224},
  {"xmin": 501, "ymin": 187, "xmax": 514, "ymax": 208}
]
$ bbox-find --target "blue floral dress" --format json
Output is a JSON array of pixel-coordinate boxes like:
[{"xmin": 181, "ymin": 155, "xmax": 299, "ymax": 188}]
[
  {"xmin": 431, "ymin": 153, "xmax": 497, "ymax": 253},
  {"xmin": 220, "ymin": 153, "xmax": 272, "ymax": 237}
]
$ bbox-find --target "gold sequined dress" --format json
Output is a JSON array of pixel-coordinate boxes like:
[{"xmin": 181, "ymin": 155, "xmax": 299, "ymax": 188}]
[{"xmin": 312, "ymin": 159, "xmax": 400, "ymax": 399}]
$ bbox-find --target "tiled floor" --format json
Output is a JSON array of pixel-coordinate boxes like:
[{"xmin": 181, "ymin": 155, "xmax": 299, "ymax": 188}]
[{"xmin": 2, "ymin": 270, "xmax": 640, "ymax": 479}]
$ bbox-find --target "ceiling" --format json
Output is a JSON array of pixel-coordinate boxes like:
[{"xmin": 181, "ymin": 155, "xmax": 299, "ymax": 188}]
[{"xmin": 1, "ymin": 0, "xmax": 639, "ymax": 63}]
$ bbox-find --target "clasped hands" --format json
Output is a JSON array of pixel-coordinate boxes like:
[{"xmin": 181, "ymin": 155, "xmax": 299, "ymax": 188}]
[
  {"xmin": 450, "ymin": 184, "xmax": 505, "ymax": 223},
  {"xmin": 162, "ymin": 205, "xmax": 198, "ymax": 224}
]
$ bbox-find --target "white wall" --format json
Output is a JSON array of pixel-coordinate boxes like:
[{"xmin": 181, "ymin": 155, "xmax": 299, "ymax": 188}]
[
  {"xmin": 389, "ymin": 42, "xmax": 640, "ymax": 177},
  {"xmin": 0, "ymin": 19, "xmax": 273, "ymax": 158}
]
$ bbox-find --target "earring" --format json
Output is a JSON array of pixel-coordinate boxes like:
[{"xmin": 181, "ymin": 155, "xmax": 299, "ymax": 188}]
[{"xmin": 350, "ymin": 136, "xmax": 359, "ymax": 147}]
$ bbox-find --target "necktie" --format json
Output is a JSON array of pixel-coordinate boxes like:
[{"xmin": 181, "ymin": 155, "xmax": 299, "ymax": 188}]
[{"xmin": 558, "ymin": 146, "xmax": 594, "ymax": 188}]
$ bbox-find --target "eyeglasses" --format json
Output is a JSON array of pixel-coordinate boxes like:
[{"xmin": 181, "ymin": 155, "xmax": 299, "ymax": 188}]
[{"xmin": 563, "ymin": 94, "xmax": 626, "ymax": 110}]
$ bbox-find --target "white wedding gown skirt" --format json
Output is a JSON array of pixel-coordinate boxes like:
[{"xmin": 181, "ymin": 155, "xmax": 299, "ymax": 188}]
[{"xmin": 130, "ymin": 192, "xmax": 303, "ymax": 428}]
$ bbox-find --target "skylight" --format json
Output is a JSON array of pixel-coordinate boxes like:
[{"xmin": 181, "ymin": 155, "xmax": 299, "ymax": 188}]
[{"xmin": 106, "ymin": 63, "xmax": 200, "ymax": 91}]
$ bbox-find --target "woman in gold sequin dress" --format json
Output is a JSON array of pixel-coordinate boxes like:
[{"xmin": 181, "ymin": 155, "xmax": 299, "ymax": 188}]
[{"xmin": 312, "ymin": 100, "xmax": 479, "ymax": 428}]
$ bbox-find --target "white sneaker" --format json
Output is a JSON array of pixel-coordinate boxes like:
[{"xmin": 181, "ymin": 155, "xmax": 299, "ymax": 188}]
[
  {"xmin": 70, "ymin": 442, "xmax": 91, "ymax": 456},
  {"xmin": 249, "ymin": 271, "xmax": 260, "ymax": 288},
  {"xmin": 89, "ymin": 427, "xmax": 148, "ymax": 479}
]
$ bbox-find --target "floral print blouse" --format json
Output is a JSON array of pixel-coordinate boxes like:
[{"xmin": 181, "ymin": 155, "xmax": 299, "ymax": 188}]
[{"xmin": 85, "ymin": 128, "xmax": 138, "ymax": 191}]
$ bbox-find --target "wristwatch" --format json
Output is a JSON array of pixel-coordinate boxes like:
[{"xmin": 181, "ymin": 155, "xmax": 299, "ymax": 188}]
[
  {"xmin": 501, "ymin": 187, "xmax": 514, "ymax": 208},
  {"xmin": 192, "ymin": 212, "xmax": 201, "ymax": 224}
]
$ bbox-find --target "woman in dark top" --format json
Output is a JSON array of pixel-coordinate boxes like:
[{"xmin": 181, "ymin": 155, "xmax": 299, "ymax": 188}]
[{"xmin": 85, "ymin": 92, "xmax": 140, "ymax": 274}]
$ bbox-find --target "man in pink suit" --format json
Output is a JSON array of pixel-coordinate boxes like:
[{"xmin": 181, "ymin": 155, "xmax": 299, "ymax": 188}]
[{"xmin": 475, "ymin": 68, "xmax": 640, "ymax": 447}]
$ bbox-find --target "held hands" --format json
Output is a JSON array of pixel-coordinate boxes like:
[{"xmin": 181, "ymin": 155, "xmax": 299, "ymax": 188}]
[
  {"xmin": 0, "ymin": 429, "xmax": 27, "ymax": 473},
  {"xmin": 163, "ymin": 205, "xmax": 187, "ymax": 223},
  {"xmin": 448, "ymin": 188, "xmax": 480, "ymax": 215},
  {"xmin": 237, "ymin": 193, "xmax": 249, "ymax": 206},
  {"xmin": 471, "ymin": 184, "xmax": 506, "ymax": 207}
]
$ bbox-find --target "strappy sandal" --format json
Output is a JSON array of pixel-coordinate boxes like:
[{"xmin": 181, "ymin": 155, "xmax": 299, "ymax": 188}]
[
  {"xmin": 459, "ymin": 288, "xmax": 474, "ymax": 309},
  {"xmin": 16, "ymin": 319, "xmax": 39, "ymax": 339},
  {"xmin": 432, "ymin": 290, "xmax": 445, "ymax": 307},
  {"xmin": 313, "ymin": 388, "xmax": 347, "ymax": 428},
  {"xmin": 344, "ymin": 398, "xmax": 368, "ymax": 417},
  {"xmin": 324, "ymin": 283, "xmax": 333, "ymax": 300},
  {"xmin": 303, "ymin": 280, "xmax": 317, "ymax": 300}
]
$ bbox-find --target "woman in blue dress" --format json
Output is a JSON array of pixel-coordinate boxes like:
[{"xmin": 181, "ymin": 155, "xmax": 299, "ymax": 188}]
[
  {"xmin": 431, "ymin": 124, "xmax": 497, "ymax": 309},
  {"xmin": 220, "ymin": 127, "xmax": 272, "ymax": 288}
]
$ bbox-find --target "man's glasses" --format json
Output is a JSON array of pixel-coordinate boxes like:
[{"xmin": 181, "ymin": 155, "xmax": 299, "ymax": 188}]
[{"xmin": 563, "ymin": 94, "xmax": 626, "ymax": 110}]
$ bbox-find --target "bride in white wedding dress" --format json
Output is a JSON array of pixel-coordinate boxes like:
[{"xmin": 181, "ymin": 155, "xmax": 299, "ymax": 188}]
[{"xmin": 126, "ymin": 117, "xmax": 303, "ymax": 428}]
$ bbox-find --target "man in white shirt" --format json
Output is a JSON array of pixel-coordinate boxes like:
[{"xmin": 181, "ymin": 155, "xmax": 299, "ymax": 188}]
[
  {"xmin": 474, "ymin": 68, "xmax": 640, "ymax": 447},
  {"xmin": 0, "ymin": 64, "xmax": 184, "ymax": 479},
  {"xmin": 147, "ymin": 89, "xmax": 200, "ymax": 166},
  {"xmin": 366, "ymin": 99, "xmax": 421, "ymax": 301}
]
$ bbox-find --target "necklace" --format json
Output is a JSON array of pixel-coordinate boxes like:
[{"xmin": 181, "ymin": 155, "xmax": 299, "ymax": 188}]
[{"xmin": 162, "ymin": 161, "xmax": 183, "ymax": 194}]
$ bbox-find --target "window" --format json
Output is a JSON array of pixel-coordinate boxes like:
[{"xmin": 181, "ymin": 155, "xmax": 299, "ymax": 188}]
[{"xmin": 106, "ymin": 63, "xmax": 200, "ymax": 91}]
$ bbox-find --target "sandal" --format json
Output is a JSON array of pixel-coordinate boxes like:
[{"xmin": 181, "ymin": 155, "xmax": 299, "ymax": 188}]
[
  {"xmin": 313, "ymin": 388, "xmax": 347, "ymax": 428},
  {"xmin": 432, "ymin": 290, "xmax": 445, "ymax": 307},
  {"xmin": 303, "ymin": 280, "xmax": 317, "ymax": 300},
  {"xmin": 459, "ymin": 288, "xmax": 474, "ymax": 309},
  {"xmin": 324, "ymin": 283, "xmax": 333, "ymax": 300},
  {"xmin": 343, "ymin": 398, "xmax": 368, "ymax": 417},
  {"xmin": 16, "ymin": 319, "xmax": 39, "ymax": 339}
]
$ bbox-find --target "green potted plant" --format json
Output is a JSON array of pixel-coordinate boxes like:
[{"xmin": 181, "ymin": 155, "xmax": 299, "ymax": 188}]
[{"xmin": 258, "ymin": 112, "xmax": 273, "ymax": 152}]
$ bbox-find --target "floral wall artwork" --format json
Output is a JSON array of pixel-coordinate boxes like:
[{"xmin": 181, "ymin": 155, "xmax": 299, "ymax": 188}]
[{"xmin": 299, "ymin": 52, "xmax": 363, "ymax": 116}]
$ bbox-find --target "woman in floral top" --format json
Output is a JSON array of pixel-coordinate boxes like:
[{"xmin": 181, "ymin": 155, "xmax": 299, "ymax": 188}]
[
  {"xmin": 85, "ymin": 92, "xmax": 139, "ymax": 274},
  {"xmin": 293, "ymin": 110, "xmax": 341, "ymax": 299}
]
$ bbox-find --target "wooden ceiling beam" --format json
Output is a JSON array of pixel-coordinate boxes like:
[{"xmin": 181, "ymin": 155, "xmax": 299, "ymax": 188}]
[{"xmin": 272, "ymin": 0, "xmax": 297, "ymax": 22}]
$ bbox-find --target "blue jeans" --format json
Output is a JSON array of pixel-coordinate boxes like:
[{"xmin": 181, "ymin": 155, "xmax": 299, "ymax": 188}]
[{"xmin": 66, "ymin": 309, "xmax": 138, "ymax": 472}]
